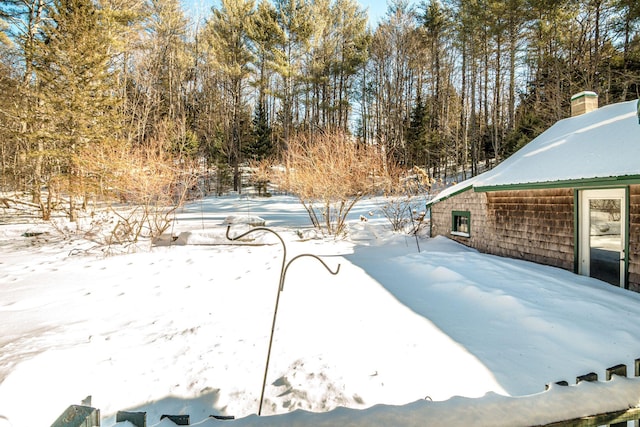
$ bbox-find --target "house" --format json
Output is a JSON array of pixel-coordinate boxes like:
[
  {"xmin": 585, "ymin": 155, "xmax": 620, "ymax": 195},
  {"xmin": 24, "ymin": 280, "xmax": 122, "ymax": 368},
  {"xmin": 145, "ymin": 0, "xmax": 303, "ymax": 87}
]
[{"xmin": 427, "ymin": 94, "xmax": 640, "ymax": 292}]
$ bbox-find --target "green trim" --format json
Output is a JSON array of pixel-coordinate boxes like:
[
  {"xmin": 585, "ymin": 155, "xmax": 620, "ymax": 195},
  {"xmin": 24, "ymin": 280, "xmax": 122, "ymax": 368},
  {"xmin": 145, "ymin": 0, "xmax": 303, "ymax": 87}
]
[
  {"xmin": 575, "ymin": 187, "xmax": 631, "ymax": 289},
  {"xmin": 427, "ymin": 176, "xmax": 640, "ymax": 206},
  {"xmin": 625, "ymin": 188, "xmax": 630, "ymax": 290},
  {"xmin": 573, "ymin": 190, "xmax": 580, "ymax": 275},
  {"xmin": 426, "ymin": 184, "xmax": 473, "ymax": 207},
  {"xmin": 475, "ymin": 175, "xmax": 640, "ymax": 193},
  {"xmin": 451, "ymin": 210, "xmax": 471, "ymax": 237}
]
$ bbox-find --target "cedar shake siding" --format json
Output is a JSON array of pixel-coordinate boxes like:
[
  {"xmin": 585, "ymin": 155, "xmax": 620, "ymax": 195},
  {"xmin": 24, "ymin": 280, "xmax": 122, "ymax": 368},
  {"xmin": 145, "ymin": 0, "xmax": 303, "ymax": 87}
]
[
  {"xmin": 485, "ymin": 189, "xmax": 575, "ymax": 271},
  {"xmin": 430, "ymin": 188, "xmax": 574, "ymax": 270},
  {"xmin": 429, "ymin": 189, "xmax": 491, "ymax": 254},
  {"xmin": 630, "ymin": 185, "xmax": 640, "ymax": 292}
]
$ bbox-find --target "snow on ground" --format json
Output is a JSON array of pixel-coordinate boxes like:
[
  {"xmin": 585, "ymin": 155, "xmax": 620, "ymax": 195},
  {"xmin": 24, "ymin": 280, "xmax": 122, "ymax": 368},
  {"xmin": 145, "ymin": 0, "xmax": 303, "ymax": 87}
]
[{"xmin": 1, "ymin": 194, "xmax": 640, "ymax": 426}]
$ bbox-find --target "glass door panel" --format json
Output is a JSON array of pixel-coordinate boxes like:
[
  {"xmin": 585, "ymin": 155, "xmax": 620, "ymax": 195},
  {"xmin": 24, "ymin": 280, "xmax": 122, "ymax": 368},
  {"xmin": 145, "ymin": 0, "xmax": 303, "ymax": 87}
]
[
  {"xmin": 579, "ymin": 189, "xmax": 626, "ymax": 287},
  {"xmin": 588, "ymin": 198, "xmax": 622, "ymax": 285}
]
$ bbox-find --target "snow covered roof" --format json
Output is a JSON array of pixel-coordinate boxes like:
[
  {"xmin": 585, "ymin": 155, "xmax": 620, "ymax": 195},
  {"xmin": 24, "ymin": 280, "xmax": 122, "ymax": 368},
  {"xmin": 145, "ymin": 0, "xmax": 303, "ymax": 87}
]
[{"xmin": 429, "ymin": 99, "xmax": 640, "ymax": 205}]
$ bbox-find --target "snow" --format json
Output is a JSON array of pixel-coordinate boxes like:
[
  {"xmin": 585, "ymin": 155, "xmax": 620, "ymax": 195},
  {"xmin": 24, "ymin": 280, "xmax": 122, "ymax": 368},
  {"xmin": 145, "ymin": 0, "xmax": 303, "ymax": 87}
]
[
  {"xmin": 2, "ymin": 194, "xmax": 640, "ymax": 427},
  {"xmin": 429, "ymin": 99, "xmax": 640, "ymax": 204}
]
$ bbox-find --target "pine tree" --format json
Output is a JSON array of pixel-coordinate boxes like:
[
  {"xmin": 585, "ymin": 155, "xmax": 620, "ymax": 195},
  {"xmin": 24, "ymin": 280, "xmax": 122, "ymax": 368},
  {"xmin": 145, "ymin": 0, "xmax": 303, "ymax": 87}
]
[
  {"xmin": 329, "ymin": 0, "xmax": 369, "ymax": 131},
  {"xmin": 207, "ymin": 0, "xmax": 255, "ymax": 192},
  {"xmin": 272, "ymin": 0, "xmax": 313, "ymax": 142},
  {"xmin": 247, "ymin": 0, "xmax": 282, "ymax": 151},
  {"xmin": 245, "ymin": 100, "xmax": 273, "ymax": 161},
  {"xmin": 0, "ymin": 0, "xmax": 48, "ymax": 208},
  {"xmin": 249, "ymin": 0, "xmax": 283, "ymax": 100},
  {"xmin": 0, "ymin": 43, "xmax": 18, "ymax": 191},
  {"xmin": 147, "ymin": 0, "xmax": 190, "ymax": 123},
  {"xmin": 406, "ymin": 92, "xmax": 428, "ymax": 168},
  {"xmin": 35, "ymin": 0, "xmax": 119, "ymax": 220}
]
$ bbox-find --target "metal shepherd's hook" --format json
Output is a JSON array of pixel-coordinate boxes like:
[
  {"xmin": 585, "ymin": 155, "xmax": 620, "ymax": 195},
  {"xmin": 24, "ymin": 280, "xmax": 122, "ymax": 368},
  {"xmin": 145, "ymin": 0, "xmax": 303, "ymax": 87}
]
[{"xmin": 225, "ymin": 225, "xmax": 340, "ymax": 415}]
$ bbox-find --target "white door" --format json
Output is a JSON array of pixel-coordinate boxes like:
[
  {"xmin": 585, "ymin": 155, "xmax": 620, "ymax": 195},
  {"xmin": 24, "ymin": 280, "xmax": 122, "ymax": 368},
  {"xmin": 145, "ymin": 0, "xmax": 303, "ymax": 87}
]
[{"xmin": 579, "ymin": 189, "xmax": 626, "ymax": 287}]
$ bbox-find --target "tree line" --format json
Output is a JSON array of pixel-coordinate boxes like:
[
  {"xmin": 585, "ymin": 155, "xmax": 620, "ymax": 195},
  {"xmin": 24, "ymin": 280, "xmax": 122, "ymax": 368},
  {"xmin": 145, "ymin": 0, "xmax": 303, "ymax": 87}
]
[{"xmin": 0, "ymin": 0, "xmax": 639, "ymax": 220}]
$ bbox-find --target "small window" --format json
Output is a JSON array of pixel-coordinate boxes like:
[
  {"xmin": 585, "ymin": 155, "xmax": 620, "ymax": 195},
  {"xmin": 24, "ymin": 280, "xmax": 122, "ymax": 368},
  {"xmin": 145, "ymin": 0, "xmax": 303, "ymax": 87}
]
[{"xmin": 451, "ymin": 211, "xmax": 471, "ymax": 237}]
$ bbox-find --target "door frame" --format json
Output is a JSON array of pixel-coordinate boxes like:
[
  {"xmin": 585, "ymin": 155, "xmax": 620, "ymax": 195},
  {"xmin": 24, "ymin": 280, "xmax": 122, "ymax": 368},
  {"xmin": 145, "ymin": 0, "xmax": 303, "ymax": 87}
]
[{"xmin": 577, "ymin": 188, "xmax": 628, "ymax": 287}]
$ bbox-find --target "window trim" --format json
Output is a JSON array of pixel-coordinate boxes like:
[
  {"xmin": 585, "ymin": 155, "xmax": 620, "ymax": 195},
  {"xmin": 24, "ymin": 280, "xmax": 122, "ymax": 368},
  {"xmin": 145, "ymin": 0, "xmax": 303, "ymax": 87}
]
[{"xmin": 451, "ymin": 210, "xmax": 471, "ymax": 238}]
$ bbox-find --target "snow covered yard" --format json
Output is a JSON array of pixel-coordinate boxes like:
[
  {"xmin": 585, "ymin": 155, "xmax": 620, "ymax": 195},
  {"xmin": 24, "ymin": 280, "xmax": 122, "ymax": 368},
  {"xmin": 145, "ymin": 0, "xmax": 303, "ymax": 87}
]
[{"xmin": 1, "ymin": 194, "xmax": 640, "ymax": 426}]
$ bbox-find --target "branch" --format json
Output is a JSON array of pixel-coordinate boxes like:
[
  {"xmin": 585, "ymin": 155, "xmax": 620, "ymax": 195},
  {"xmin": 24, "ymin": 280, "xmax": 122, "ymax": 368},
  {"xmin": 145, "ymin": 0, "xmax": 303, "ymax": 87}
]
[{"xmin": 0, "ymin": 198, "xmax": 39, "ymax": 209}]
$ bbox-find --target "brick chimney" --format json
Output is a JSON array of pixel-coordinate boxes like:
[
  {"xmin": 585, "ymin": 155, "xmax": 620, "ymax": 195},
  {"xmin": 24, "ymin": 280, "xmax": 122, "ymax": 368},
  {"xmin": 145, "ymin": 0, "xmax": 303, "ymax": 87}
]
[{"xmin": 570, "ymin": 91, "xmax": 598, "ymax": 117}]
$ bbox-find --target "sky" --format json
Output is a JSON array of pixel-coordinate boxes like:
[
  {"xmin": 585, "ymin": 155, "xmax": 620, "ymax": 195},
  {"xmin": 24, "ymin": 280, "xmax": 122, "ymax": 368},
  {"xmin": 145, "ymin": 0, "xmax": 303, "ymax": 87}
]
[
  {"xmin": 355, "ymin": 0, "xmax": 389, "ymax": 25},
  {"xmin": 181, "ymin": 0, "xmax": 419, "ymax": 27},
  {"xmin": 2, "ymin": 192, "xmax": 640, "ymax": 427}
]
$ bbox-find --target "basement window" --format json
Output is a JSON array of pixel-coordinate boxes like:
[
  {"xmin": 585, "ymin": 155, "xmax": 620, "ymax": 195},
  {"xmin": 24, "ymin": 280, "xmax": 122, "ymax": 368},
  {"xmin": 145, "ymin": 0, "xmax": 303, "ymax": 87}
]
[{"xmin": 451, "ymin": 211, "xmax": 471, "ymax": 237}]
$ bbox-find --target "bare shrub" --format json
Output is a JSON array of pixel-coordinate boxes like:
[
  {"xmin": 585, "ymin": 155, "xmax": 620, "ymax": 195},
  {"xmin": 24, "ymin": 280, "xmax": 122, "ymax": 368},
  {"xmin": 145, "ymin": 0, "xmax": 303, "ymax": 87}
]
[
  {"xmin": 76, "ymin": 140, "xmax": 196, "ymax": 248},
  {"xmin": 379, "ymin": 166, "xmax": 431, "ymax": 234},
  {"xmin": 275, "ymin": 131, "xmax": 390, "ymax": 237},
  {"xmin": 247, "ymin": 159, "xmax": 273, "ymax": 197},
  {"xmin": 380, "ymin": 196, "xmax": 413, "ymax": 232}
]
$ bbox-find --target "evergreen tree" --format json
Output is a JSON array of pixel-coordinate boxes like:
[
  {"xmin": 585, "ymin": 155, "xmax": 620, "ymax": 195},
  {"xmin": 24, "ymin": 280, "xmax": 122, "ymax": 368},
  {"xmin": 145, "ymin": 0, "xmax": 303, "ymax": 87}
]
[
  {"xmin": 35, "ymin": 0, "xmax": 119, "ymax": 220},
  {"xmin": 245, "ymin": 99, "xmax": 273, "ymax": 161},
  {"xmin": 143, "ymin": 0, "xmax": 192, "ymax": 143},
  {"xmin": 0, "ymin": 0, "xmax": 49, "ymax": 207},
  {"xmin": 273, "ymin": 0, "xmax": 313, "ymax": 142},
  {"xmin": 406, "ymin": 92, "xmax": 428, "ymax": 168},
  {"xmin": 249, "ymin": 0, "xmax": 282, "ymax": 90},
  {"xmin": 0, "ymin": 46, "xmax": 18, "ymax": 191},
  {"xmin": 328, "ymin": 0, "xmax": 369, "ymax": 131},
  {"xmin": 247, "ymin": 0, "xmax": 282, "ymax": 149},
  {"xmin": 207, "ymin": 0, "xmax": 255, "ymax": 192},
  {"xmin": 421, "ymin": 0, "xmax": 450, "ymax": 173}
]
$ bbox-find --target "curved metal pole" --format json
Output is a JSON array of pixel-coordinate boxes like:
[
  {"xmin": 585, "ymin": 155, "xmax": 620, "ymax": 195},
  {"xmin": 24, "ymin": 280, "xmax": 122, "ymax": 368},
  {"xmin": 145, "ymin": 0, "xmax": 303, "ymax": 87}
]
[
  {"xmin": 225, "ymin": 225, "xmax": 287, "ymax": 290},
  {"xmin": 281, "ymin": 254, "xmax": 340, "ymax": 291},
  {"xmin": 226, "ymin": 226, "xmax": 285, "ymax": 415},
  {"xmin": 225, "ymin": 226, "xmax": 340, "ymax": 416}
]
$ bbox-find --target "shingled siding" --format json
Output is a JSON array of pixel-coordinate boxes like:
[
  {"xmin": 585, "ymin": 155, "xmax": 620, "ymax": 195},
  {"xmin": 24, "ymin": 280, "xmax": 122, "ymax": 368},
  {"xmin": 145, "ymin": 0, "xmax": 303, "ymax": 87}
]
[
  {"xmin": 485, "ymin": 189, "xmax": 575, "ymax": 271},
  {"xmin": 629, "ymin": 185, "xmax": 640, "ymax": 292},
  {"xmin": 430, "ymin": 188, "xmax": 575, "ymax": 271},
  {"xmin": 429, "ymin": 189, "xmax": 492, "ymax": 253}
]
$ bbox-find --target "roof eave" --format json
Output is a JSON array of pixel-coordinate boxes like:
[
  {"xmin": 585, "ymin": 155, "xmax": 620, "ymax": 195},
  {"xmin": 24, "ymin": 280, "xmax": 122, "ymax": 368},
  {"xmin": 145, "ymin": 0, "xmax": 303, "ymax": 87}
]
[
  {"xmin": 474, "ymin": 175, "xmax": 640, "ymax": 192},
  {"xmin": 426, "ymin": 183, "xmax": 475, "ymax": 207}
]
